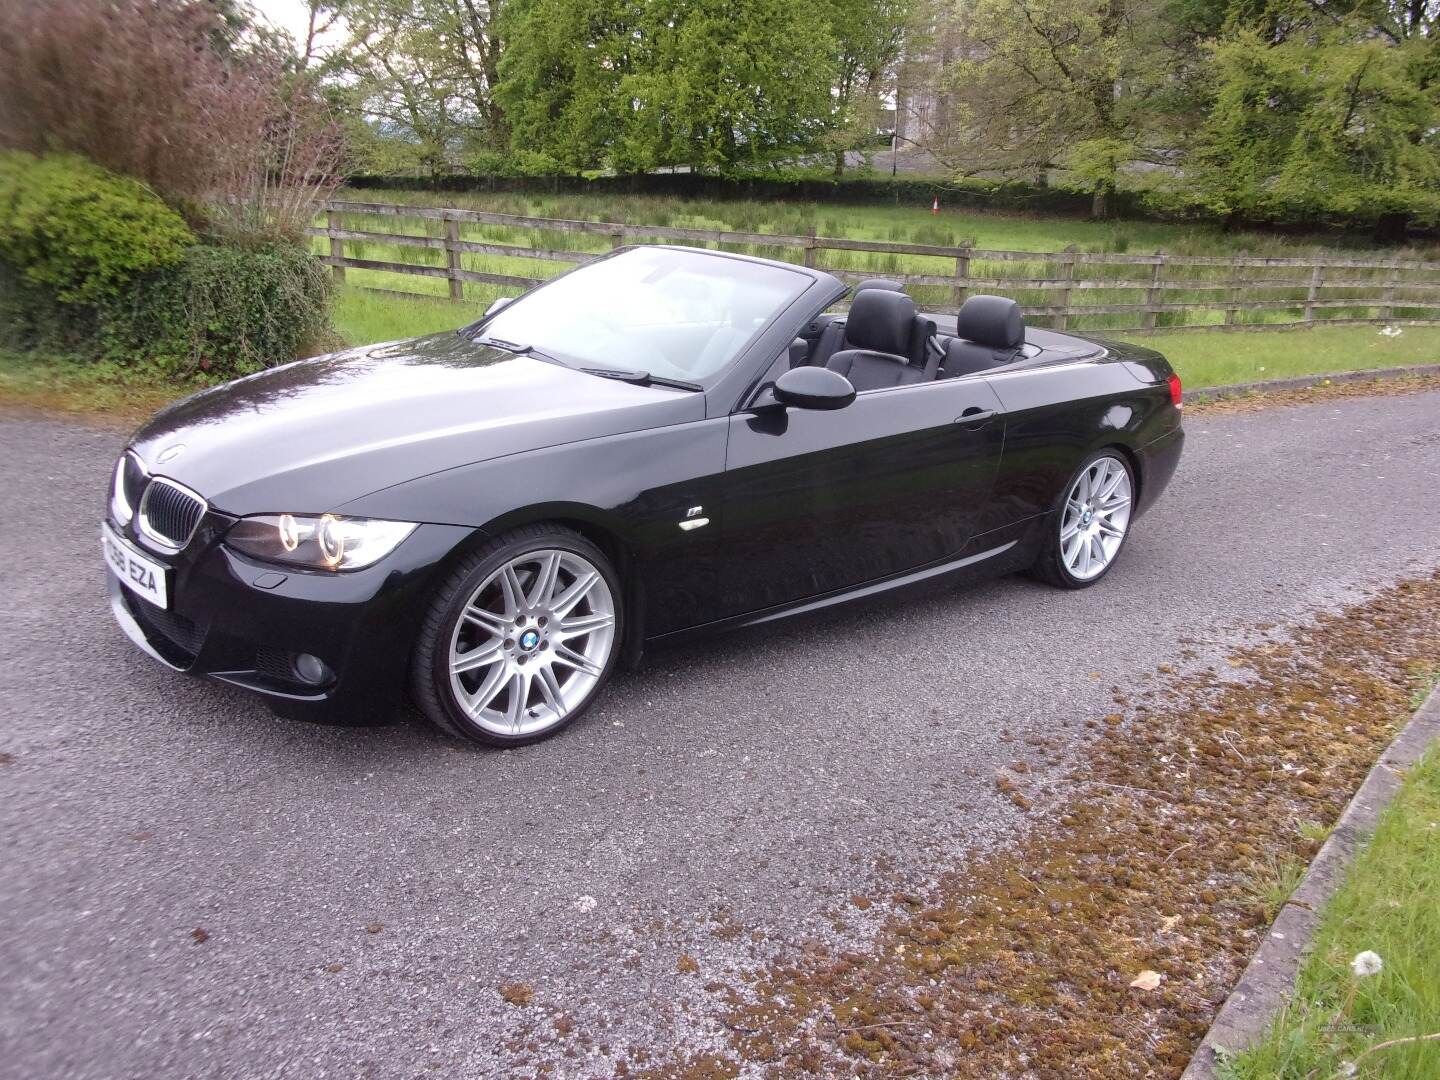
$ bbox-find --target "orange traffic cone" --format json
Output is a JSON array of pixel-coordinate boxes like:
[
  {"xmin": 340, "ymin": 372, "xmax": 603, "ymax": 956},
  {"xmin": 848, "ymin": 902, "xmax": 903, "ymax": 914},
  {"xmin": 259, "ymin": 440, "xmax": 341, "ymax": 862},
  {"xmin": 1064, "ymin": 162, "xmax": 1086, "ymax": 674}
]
[{"xmin": 931, "ymin": 197, "xmax": 939, "ymax": 214}]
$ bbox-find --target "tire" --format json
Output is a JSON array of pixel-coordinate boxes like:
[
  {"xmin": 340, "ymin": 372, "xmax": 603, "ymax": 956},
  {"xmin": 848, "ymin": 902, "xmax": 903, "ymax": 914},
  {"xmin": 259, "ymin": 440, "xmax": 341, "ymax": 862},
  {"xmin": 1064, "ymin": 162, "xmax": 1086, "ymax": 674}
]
[
  {"xmin": 1031, "ymin": 450, "xmax": 1136, "ymax": 590},
  {"xmin": 411, "ymin": 524, "xmax": 623, "ymax": 747}
]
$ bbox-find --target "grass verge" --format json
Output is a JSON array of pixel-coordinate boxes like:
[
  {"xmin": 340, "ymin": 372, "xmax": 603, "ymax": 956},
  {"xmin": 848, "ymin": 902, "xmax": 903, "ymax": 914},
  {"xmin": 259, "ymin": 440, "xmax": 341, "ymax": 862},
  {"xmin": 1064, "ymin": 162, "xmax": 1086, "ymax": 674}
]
[
  {"xmin": 0, "ymin": 350, "xmax": 207, "ymax": 425},
  {"xmin": 1127, "ymin": 325, "xmax": 1440, "ymax": 389},
  {"xmin": 1221, "ymin": 688, "xmax": 1440, "ymax": 1080}
]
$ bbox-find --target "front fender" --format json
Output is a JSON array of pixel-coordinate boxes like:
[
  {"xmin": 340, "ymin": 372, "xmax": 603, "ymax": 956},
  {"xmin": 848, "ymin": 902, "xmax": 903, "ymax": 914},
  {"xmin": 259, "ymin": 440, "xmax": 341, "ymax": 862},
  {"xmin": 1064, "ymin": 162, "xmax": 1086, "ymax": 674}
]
[{"xmin": 336, "ymin": 417, "xmax": 732, "ymax": 640}]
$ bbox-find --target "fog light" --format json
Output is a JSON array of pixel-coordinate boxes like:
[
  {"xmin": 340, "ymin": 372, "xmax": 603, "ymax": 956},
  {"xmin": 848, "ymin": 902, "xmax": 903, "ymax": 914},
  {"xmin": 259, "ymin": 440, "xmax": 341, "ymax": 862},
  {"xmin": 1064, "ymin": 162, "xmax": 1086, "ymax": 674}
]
[{"xmin": 292, "ymin": 652, "xmax": 331, "ymax": 686}]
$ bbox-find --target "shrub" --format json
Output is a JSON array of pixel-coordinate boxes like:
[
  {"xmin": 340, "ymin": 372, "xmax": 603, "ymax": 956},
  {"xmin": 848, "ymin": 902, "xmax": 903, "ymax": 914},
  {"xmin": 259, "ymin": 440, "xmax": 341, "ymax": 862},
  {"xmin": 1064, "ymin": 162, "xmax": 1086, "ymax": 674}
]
[
  {"xmin": 110, "ymin": 242, "xmax": 335, "ymax": 378},
  {"xmin": 3, "ymin": 242, "xmax": 336, "ymax": 377},
  {"xmin": 0, "ymin": 1, "xmax": 343, "ymax": 242},
  {"xmin": 0, "ymin": 151, "xmax": 194, "ymax": 303}
]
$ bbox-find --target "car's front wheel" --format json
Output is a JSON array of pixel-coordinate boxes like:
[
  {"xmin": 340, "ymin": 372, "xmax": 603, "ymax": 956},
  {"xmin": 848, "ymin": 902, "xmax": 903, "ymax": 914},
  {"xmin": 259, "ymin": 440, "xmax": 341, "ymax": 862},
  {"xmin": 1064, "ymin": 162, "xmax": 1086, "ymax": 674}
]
[
  {"xmin": 1031, "ymin": 450, "xmax": 1135, "ymax": 589},
  {"xmin": 412, "ymin": 524, "xmax": 622, "ymax": 746}
]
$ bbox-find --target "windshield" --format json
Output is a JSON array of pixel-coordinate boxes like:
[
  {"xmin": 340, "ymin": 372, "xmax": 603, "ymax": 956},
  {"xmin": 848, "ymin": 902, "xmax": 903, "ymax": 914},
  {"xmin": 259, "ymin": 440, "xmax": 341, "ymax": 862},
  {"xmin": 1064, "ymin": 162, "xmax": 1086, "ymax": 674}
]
[{"xmin": 478, "ymin": 246, "xmax": 810, "ymax": 382}]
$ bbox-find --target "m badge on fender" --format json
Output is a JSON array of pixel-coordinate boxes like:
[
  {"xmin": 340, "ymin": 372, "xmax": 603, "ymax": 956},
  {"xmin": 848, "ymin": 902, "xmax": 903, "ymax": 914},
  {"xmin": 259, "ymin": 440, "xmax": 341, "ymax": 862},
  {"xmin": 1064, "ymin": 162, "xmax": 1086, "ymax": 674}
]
[{"xmin": 678, "ymin": 506, "xmax": 709, "ymax": 532}]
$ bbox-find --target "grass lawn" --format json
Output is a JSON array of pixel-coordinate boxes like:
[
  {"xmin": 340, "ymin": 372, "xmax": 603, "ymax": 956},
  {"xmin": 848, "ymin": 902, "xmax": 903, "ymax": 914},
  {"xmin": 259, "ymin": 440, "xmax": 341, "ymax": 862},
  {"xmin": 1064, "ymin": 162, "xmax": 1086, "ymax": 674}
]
[
  {"xmin": 1221, "ymin": 678, "xmax": 1440, "ymax": 1079},
  {"xmin": 5, "ymin": 292, "xmax": 1437, "ymax": 420},
  {"xmin": 338, "ymin": 188, "xmax": 1440, "ymax": 261},
  {"xmin": 1130, "ymin": 325, "xmax": 1440, "ymax": 388},
  {"xmin": 319, "ymin": 189, "xmax": 1440, "ymax": 337},
  {"xmin": 332, "ymin": 286, "xmax": 483, "ymax": 345},
  {"xmin": 331, "ymin": 284, "xmax": 1440, "ymax": 390}
]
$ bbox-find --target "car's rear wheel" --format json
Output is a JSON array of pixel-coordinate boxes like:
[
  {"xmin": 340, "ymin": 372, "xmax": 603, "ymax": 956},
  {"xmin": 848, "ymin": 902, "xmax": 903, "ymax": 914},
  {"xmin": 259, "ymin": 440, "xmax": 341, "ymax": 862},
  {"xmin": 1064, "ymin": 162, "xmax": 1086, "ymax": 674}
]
[
  {"xmin": 412, "ymin": 525, "xmax": 621, "ymax": 746},
  {"xmin": 1031, "ymin": 450, "xmax": 1135, "ymax": 589}
]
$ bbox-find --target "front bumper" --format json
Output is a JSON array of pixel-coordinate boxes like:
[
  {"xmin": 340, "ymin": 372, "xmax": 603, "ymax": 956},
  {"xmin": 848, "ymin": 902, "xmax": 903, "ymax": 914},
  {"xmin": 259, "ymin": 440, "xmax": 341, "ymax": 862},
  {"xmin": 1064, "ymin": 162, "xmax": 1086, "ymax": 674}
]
[{"xmin": 105, "ymin": 513, "xmax": 477, "ymax": 724}]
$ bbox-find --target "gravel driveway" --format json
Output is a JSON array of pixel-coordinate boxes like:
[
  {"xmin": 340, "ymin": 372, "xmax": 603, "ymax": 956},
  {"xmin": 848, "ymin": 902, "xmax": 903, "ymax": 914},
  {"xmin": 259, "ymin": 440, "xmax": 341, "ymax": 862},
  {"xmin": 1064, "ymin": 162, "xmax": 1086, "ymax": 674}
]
[{"xmin": 3, "ymin": 389, "xmax": 1439, "ymax": 1079}]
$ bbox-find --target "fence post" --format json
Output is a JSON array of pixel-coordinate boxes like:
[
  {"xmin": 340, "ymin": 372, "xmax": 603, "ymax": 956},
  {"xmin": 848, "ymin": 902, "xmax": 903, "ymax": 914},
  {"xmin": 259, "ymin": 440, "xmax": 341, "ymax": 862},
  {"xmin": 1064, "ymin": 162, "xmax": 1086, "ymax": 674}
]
[
  {"xmin": 1224, "ymin": 251, "xmax": 1246, "ymax": 330},
  {"xmin": 1056, "ymin": 245, "xmax": 1077, "ymax": 331},
  {"xmin": 803, "ymin": 227, "xmax": 817, "ymax": 269},
  {"xmin": 610, "ymin": 225, "xmax": 625, "ymax": 251},
  {"xmin": 1379, "ymin": 259, "xmax": 1401, "ymax": 322},
  {"xmin": 1143, "ymin": 251, "xmax": 1165, "ymax": 331},
  {"xmin": 953, "ymin": 241, "xmax": 973, "ymax": 309},
  {"xmin": 326, "ymin": 209, "xmax": 345, "ymax": 285},
  {"xmin": 1304, "ymin": 262, "xmax": 1324, "ymax": 325},
  {"xmin": 443, "ymin": 214, "xmax": 464, "ymax": 302}
]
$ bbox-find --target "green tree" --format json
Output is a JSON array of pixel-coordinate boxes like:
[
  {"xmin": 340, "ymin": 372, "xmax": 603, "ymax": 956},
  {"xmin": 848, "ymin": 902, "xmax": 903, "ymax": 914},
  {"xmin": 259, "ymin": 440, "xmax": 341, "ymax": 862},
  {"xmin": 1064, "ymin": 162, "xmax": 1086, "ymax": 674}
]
[
  {"xmin": 936, "ymin": 0, "xmax": 1188, "ymax": 216},
  {"xmin": 824, "ymin": 0, "xmax": 910, "ymax": 176},
  {"xmin": 497, "ymin": 0, "xmax": 840, "ymax": 173},
  {"xmin": 326, "ymin": 0, "xmax": 508, "ymax": 172},
  {"xmin": 493, "ymin": 0, "xmax": 635, "ymax": 173},
  {"xmin": 1186, "ymin": 2, "xmax": 1440, "ymax": 234}
]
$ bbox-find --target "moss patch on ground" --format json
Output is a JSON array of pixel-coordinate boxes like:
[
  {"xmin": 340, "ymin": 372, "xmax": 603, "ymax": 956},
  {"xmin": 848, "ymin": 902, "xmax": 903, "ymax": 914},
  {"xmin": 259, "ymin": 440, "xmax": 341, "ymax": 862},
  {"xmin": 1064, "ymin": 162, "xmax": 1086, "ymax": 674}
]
[
  {"xmin": 1187, "ymin": 370, "xmax": 1440, "ymax": 415},
  {"xmin": 671, "ymin": 573, "xmax": 1440, "ymax": 1078}
]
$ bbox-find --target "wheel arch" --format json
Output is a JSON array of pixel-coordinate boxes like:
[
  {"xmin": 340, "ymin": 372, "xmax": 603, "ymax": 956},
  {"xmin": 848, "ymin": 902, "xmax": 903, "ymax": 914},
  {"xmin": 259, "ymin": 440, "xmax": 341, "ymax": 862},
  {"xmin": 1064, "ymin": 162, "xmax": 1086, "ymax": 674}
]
[{"xmin": 1098, "ymin": 440, "xmax": 1143, "ymax": 506}]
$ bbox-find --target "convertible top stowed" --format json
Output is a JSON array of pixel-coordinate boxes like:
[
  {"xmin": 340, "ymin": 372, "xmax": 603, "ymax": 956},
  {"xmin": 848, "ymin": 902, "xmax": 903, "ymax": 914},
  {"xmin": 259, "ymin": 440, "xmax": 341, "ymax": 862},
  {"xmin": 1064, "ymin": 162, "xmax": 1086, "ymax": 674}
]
[{"xmin": 925, "ymin": 314, "xmax": 1108, "ymax": 366}]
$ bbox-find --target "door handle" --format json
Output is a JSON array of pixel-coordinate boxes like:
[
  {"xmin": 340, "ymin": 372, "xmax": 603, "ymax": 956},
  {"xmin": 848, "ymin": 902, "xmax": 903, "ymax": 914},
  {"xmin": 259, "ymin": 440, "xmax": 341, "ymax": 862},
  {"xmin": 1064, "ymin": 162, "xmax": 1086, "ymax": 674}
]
[{"xmin": 955, "ymin": 407, "xmax": 996, "ymax": 429}]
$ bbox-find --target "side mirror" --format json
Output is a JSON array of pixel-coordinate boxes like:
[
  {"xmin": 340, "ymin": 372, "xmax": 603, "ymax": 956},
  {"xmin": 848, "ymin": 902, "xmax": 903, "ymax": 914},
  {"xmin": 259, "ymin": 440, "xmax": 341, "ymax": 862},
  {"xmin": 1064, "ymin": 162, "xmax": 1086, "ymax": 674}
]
[
  {"xmin": 484, "ymin": 296, "xmax": 514, "ymax": 320},
  {"xmin": 773, "ymin": 366, "xmax": 856, "ymax": 411}
]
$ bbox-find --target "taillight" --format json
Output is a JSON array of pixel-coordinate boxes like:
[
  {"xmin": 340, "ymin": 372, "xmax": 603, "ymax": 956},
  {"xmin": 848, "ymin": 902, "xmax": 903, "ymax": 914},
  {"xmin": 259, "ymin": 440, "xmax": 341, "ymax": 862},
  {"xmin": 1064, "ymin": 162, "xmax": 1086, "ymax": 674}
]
[{"xmin": 1167, "ymin": 372, "xmax": 1183, "ymax": 408}]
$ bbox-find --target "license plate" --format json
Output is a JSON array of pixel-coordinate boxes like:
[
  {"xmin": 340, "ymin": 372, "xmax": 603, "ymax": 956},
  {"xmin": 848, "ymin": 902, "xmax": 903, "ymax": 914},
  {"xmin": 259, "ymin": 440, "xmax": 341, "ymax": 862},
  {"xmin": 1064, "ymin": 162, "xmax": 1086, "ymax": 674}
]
[{"xmin": 102, "ymin": 522, "xmax": 169, "ymax": 608}]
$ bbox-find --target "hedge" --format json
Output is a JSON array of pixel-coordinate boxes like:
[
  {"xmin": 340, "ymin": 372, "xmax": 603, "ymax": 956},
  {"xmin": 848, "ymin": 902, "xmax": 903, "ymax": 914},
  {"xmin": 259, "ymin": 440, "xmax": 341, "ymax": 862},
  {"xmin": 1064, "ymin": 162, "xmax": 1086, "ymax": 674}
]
[
  {"xmin": 344, "ymin": 170, "xmax": 1434, "ymax": 237},
  {"xmin": 0, "ymin": 152, "xmax": 334, "ymax": 379},
  {"xmin": 344, "ymin": 171, "xmax": 1156, "ymax": 218},
  {"xmin": 3, "ymin": 243, "xmax": 333, "ymax": 378}
]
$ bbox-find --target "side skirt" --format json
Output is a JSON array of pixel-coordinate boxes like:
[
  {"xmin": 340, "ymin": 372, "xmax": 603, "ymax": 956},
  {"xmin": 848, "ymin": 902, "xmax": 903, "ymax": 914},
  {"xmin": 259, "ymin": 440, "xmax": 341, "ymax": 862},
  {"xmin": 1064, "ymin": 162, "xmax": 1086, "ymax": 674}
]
[{"xmin": 644, "ymin": 538, "xmax": 1020, "ymax": 649}]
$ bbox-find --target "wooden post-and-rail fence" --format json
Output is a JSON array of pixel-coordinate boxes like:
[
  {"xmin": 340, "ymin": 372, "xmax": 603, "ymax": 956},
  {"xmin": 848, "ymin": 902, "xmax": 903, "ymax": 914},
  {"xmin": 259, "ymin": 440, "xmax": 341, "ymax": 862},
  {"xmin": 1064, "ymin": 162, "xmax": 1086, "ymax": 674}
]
[{"xmin": 310, "ymin": 199, "xmax": 1440, "ymax": 334}]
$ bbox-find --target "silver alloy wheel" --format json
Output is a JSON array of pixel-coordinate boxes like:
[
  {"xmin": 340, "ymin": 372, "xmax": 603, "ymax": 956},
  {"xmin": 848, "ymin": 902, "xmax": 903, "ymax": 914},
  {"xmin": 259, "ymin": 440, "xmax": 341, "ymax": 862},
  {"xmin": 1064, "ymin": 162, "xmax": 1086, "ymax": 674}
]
[
  {"xmin": 447, "ymin": 549, "xmax": 616, "ymax": 737},
  {"xmin": 1060, "ymin": 455, "xmax": 1133, "ymax": 581}
]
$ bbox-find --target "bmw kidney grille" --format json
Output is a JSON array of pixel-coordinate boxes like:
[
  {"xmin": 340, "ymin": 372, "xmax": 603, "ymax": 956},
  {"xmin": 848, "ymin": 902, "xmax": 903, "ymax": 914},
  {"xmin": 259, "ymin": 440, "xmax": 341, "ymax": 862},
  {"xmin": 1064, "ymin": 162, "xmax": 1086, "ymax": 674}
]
[{"xmin": 137, "ymin": 477, "xmax": 207, "ymax": 550}]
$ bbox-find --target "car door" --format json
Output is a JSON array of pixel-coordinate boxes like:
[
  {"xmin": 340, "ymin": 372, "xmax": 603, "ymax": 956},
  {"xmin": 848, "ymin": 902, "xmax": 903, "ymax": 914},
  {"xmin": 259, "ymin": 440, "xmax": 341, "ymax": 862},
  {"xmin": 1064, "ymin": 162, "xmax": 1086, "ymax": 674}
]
[{"xmin": 716, "ymin": 376, "xmax": 1007, "ymax": 617}]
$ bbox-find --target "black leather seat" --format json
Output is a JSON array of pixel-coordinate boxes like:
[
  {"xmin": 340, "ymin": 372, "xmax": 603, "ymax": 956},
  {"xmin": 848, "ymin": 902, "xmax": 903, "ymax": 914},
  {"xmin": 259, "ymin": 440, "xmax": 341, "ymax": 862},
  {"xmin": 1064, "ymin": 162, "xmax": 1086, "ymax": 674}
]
[
  {"xmin": 810, "ymin": 282, "xmax": 937, "ymax": 370},
  {"xmin": 940, "ymin": 295, "xmax": 1025, "ymax": 378},
  {"xmin": 852, "ymin": 278, "xmax": 904, "ymax": 294},
  {"xmin": 824, "ymin": 289, "xmax": 925, "ymax": 392}
]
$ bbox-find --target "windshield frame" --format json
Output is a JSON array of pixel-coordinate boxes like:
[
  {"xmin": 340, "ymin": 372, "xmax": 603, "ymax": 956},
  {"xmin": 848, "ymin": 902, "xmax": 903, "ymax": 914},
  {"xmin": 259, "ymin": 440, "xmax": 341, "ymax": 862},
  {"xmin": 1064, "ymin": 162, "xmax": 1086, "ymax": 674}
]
[{"xmin": 461, "ymin": 246, "xmax": 838, "ymax": 404}]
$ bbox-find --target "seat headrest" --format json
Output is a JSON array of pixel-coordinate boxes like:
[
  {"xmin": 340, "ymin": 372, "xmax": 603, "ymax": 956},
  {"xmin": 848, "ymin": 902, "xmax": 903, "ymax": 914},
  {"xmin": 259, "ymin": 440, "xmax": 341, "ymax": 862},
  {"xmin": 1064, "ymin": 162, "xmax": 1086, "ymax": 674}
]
[
  {"xmin": 852, "ymin": 278, "xmax": 904, "ymax": 295},
  {"xmin": 845, "ymin": 288, "xmax": 915, "ymax": 355},
  {"xmin": 957, "ymin": 295, "xmax": 1024, "ymax": 349}
]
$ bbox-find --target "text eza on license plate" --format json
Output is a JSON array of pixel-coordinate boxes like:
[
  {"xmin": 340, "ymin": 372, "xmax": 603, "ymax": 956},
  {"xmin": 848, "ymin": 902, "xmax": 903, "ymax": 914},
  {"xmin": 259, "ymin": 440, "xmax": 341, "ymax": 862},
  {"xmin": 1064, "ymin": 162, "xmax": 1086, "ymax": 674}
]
[{"xmin": 103, "ymin": 526, "xmax": 168, "ymax": 608}]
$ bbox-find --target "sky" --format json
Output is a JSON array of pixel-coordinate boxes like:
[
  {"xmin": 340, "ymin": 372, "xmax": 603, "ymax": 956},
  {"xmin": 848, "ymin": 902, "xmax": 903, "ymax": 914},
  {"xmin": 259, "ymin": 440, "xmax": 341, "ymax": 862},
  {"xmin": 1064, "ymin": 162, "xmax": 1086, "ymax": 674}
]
[
  {"xmin": 247, "ymin": 0, "xmax": 312, "ymax": 42},
  {"xmin": 247, "ymin": 0, "xmax": 345, "ymax": 55}
]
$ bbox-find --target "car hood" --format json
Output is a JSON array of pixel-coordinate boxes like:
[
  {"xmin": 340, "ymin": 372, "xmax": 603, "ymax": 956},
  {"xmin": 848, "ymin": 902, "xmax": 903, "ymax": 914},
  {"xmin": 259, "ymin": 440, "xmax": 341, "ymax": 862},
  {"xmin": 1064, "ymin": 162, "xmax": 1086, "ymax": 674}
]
[{"xmin": 128, "ymin": 333, "xmax": 705, "ymax": 517}]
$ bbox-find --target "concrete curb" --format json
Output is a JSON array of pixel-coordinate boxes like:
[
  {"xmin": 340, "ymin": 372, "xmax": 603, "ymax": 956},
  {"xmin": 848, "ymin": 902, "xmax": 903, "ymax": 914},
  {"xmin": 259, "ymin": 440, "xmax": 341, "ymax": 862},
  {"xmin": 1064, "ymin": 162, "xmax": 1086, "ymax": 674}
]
[
  {"xmin": 1181, "ymin": 683, "xmax": 1440, "ymax": 1079},
  {"xmin": 1188, "ymin": 362, "xmax": 1440, "ymax": 403}
]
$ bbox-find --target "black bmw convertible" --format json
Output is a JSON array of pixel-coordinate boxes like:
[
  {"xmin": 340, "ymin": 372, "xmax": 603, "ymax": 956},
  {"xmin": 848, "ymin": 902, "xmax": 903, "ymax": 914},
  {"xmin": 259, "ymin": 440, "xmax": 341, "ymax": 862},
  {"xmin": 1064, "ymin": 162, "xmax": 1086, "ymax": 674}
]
[{"xmin": 102, "ymin": 244, "xmax": 1184, "ymax": 745}]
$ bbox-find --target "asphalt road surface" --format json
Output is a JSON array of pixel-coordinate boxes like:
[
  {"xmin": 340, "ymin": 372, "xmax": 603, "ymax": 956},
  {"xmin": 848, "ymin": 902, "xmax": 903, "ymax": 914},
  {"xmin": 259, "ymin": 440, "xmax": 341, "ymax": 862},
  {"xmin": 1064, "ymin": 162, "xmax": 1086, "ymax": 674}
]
[{"xmin": 3, "ymin": 389, "xmax": 1440, "ymax": 1079}]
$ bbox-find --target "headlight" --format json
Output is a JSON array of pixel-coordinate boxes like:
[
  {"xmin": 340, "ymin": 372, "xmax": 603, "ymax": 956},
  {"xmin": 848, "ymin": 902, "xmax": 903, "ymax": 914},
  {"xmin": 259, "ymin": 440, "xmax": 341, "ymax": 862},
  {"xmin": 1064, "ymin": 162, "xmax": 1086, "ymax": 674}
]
[
  {"xmin": 110, "ymin": 451, "xmax": 146, "ymax": 526},
  {"xmin": 225, "ymin": 514, "xmax": 417, "ymax": 571},
  {"xmin": 110, "ymin": 456, "xmax": 133, "ymax": 525}
]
